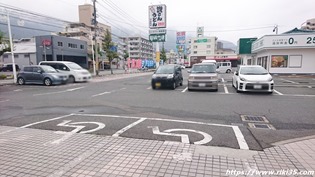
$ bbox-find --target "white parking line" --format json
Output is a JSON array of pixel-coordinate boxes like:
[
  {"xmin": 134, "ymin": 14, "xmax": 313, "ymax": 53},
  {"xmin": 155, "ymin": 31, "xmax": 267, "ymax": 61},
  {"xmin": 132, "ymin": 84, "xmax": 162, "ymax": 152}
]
[
  {"xmin": 280, "ymin": 78, "xmax": 298, "ymax": 84},
  {"xmin": 221, "ymin": 78, "xmax": 229, "ymax": 94},
  {"xmin": 273, "ymin": 89, "xmax": 284, "ymax": 95},
  {"xmin": 147, "ymin": 86, "xmax": 151, "ymax": 89},
  {"xmin": 0, "ymin": 99, "xmax": 10, "ymax": 103},
  {"xmin": 91, "ymin": 92, "xmax": 111, "ymax": 97},
  {"xmin": 73, "ymin": 113, "xmax": 249, "ymax": 150},
  {"xmin": 33, "ymin": 87, "xmax": 85, "ymax": 96},
  {"xmin": 308, "ymin": 86, "xmax": 312, "ymax": 88},
  {"xmin": 112, "ymin": 118, "xmax": 146, "ymax": 137},
  {"xmin": 182, "ymin": 87, "xmax": 188, "ymax": 92}
]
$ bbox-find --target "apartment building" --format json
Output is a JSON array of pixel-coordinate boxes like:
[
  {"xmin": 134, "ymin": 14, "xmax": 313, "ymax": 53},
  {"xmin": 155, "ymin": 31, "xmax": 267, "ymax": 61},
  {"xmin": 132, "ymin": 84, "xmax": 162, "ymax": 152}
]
[
  {"xmin": 121, "ymin": 37, "xmax": 154, "ymax": 60},
  {"xmin": 301, "ymin": 18, "xmax": 315, "ymax": 30}
]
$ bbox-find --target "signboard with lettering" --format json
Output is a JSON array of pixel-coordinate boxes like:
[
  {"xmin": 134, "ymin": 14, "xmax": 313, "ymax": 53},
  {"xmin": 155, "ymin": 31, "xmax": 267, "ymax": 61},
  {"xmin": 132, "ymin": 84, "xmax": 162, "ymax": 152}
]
[
  {"xmin": 148, "ymin": 4, "xmax": 167, "ymax": 29},
  {"xmin": 252, "ymin": 34, "xmax": 315, "ymax": 52},
  {"xmin": 149, "ymin": 34, "xmax": 166, "ymax": 42},
  {"xmin": 176, "ymin": 31, "xmax": 186, "ymax": 44},
  {"xmin": 42, "ymin": 39, "xmax": 51, "ymax": 46},
  {"xmin": 149, "ymin": 29, "xmax": 167, "ymax": 35}
]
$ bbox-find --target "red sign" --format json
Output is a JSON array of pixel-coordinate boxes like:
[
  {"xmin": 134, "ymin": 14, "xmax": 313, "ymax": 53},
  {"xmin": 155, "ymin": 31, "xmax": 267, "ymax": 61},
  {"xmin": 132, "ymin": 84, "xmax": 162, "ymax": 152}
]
[{"xmin": 42, "ymin": 39, "xmax": 51, "ymax": 46}]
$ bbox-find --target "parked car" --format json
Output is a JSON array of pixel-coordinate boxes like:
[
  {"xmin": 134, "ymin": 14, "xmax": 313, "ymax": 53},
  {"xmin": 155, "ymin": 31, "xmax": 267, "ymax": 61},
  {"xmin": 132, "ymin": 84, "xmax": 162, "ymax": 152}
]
[
  {"xmin": 39, "ymin": 61, "xmax": 91, "ymax": 83},
  {"xmin": 17, "ymin": 65, "xmax": 68, "ymax": 86},
  {"xmin": 0, "ymin": 64, "xmax": 20, "ymax": 72},
  {"xmin": 217, "ymin": 62, "xmax": 232, "ymax": 73},
  {"xmin": 232, "ymin": 65, "xmax": 274, "ymax": 93},
  {"xmin": 151, "ymin": 64, "xmax": 183, "ymax": 90},
  {"xmin": 187, "ymin": 63, "xmax": 219, "ymax": 91}
]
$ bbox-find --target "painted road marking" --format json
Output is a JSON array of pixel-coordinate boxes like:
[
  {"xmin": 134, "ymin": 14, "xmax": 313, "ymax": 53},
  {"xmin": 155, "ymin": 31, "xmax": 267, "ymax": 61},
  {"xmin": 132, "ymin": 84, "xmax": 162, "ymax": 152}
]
[
  {"xmin": 222, "ymin": 78, "xmax": 229, "ymax": 94},
  {"xmin": 49, "ymin": 120, "xmax": 105, "ymax": 145},
  {"xmin": 182, "ymin": 87, "xmax": 188, "ymax": 92},
  {"xmin": 283, "ymin": 94, "xmax": 315, "ymax": 97},
  {"xmin": 164, "ymin": 128, "xmax": 212, "ymax": 145},
  {"xmin": 308, "ymin": 86, "xmax": 312, "ymax": 88},
  {"xmin": 33, "ymin": 87, "xmax": 85, "ymax": 96},
  {"xmin": 0, "ymin": 114, "xmax": 74, "ymax": 135},
  {"xmin": 0, "ymin": 99, "xmax": 10, "ymax": 103},
  {"xmin": 149, "ymin": 126, "xmax": 189, "ymax": 144},
  {"xmin": 274, "ymin": 89, "xmax": 284, "ymax": 95},
  {"xmin": 112, "ymin": 118, "xmax": 146, "ymax": 137},
  {"xmin": 73, "ymin": 113, "xmax": 248, "ymax": 150},
  {"xmin": 280, "ymin": 78, "xmax": 298, "ymax": 84},
  {"xmin": 147, "ymin": 86, "xmax": 151, "ymax": 89},
  {"xmin": 91, "ymin": 92, "xmax": 110, "ymax": 97},
  {"xmin": 13, "ymin": 89, "xmax": 22, "ymax": 92},
  {"xmin": 91, "ymin": 88, "xmax": 126, "ymax": 97}
]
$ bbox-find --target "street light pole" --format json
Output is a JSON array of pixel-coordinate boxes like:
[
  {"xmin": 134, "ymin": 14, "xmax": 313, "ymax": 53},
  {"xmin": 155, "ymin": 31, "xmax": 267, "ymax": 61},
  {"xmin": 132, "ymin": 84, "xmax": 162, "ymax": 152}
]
[{"xmin": 6, "ymin": 11, "xmax": 17, "ymax": 83}]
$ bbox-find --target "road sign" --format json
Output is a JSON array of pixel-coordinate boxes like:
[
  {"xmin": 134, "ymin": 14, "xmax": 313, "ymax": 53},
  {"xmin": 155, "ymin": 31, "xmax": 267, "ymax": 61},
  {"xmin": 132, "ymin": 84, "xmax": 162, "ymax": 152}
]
[
  {"xmin": 149, "ymin": 34, "xmax": 166, "ymax": 42},
  {"xmin": 149, "ymin": 29, "xmax": 167, "ymax": 35}
]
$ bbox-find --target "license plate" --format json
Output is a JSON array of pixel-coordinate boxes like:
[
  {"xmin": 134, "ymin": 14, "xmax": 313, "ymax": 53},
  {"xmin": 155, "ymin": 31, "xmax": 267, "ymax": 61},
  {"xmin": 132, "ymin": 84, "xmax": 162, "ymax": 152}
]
[
  {"xmin": 254, "ymin": 85, "xmax": 262, "ymax": 89},
  {"xmin": 155, "ymin": 83, "xmax": 161, "ymax": 87},
  {"xmin": 198, "ymin": 83, "xmax": 206, "ymax": 87}
]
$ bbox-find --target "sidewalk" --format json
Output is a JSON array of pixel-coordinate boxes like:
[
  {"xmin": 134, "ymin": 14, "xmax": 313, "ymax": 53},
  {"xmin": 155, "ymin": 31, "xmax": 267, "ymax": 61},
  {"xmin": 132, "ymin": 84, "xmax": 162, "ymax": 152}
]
[{"xmin": 0, "ymin": 125, "xmax": 314, "ymax": 177}]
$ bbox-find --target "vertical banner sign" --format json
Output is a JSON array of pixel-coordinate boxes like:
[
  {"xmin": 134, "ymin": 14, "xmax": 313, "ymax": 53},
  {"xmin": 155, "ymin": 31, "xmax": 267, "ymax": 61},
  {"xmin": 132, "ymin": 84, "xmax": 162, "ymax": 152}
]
[
  {"xmin": 176, "ymin": 31, "xmax": 186, "ymax": 53},
  {"xmin": 149, "ymin": 5, "xmax": 167, "ymax": 29}
]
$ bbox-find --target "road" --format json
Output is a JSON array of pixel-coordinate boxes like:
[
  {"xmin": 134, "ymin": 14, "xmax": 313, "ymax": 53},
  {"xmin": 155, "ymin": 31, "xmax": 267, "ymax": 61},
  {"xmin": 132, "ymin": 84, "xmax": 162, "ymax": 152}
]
[{"xmin": 1, "ymin": 71, "xmax": 315, "ymax": 151}]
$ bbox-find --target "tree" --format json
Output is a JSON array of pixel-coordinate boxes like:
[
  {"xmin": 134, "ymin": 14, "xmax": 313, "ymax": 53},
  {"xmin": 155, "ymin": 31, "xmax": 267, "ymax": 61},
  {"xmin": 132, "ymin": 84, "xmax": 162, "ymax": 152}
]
[
  {"xmin": 123, "ymin": 50, "xmax": 129, "ymax": 61},
  {"xmin": 160, "ymin": 47, "xmax": 167, "ymax": 64},
  {"xmin": 0, "ymin": 30, "xmax": 10, "ymax": 57},
  {"xmin": 102, "ymin": 29, "xmax": 118, "ymax": 74}
]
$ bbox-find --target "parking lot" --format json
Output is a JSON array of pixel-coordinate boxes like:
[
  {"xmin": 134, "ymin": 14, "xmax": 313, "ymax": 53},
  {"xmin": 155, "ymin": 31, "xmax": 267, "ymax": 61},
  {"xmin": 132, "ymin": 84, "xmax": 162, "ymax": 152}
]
[{"xmin": 1, "ymin": 71, "xmax": 315, "ymax": 151}]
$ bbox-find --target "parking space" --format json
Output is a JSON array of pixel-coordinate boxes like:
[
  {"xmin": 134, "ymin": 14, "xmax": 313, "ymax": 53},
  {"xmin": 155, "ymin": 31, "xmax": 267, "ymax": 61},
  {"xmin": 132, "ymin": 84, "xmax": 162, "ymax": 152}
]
[{"xmin": 0, "ymin": 113, "xmax": 250, "ymax": 150}]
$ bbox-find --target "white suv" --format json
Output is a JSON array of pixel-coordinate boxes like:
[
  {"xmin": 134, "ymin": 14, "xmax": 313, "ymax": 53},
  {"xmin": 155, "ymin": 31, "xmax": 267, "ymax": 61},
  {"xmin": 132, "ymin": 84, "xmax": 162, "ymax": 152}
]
[{"xmin": 39, "ymin": 61, "xmax": 91, "ymax": 83}]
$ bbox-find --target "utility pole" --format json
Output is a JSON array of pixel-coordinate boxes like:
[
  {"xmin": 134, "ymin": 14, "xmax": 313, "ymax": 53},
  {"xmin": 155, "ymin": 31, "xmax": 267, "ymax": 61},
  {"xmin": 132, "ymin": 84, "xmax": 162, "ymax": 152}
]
[
  {"xmin": 6, "ymin": 11, "xmax": 17, "ymax": 83},
  {"xmin": 92, "ymin": 0, "xmax": 98, "ymax": 75}
]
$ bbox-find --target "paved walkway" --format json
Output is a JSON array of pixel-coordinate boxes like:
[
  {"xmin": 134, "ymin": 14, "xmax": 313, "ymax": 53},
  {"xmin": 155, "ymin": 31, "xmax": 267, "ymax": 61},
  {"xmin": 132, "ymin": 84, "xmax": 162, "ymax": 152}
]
[{"xmin": 0, "ymin": 125, "xmax": 314, "ymax": 177}]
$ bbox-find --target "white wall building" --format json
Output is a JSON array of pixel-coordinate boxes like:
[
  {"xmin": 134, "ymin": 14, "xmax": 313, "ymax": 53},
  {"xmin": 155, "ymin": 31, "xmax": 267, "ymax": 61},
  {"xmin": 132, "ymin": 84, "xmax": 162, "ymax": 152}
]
[
  {"xmin": 187, "ymin": 37, "xmax": 217, "ymax": 66},
  {"xmin": 1, "ymin": 38, "xmax": 36, "ymax": 67},
  {"xmin": 121, "ymin": 37, "xmax": 153, "ymax": 60},
  {"xmin": 251, "ymin": 33, "xmax": 315, "ymax": 74},
  {"xmin": 302, "ymin": 18, "xmax": 315, "ymax": 31}
]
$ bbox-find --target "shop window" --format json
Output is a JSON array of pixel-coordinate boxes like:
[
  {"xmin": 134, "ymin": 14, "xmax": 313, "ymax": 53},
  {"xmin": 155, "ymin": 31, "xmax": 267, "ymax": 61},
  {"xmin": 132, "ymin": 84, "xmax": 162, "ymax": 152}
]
[
  {"xmin": 289, "ymin": 55, "xmax": 302, "ymax": 68},
  {"xmin": 24, "ymin": 54, "xmax": 30, "ymax": 58},
  {"xmin": 58, "ymin": 42, "xmax": 63, "ymax": 47},
  {"xmin": 271, "ymin": 55, "xmax": 288, "ymax": 68}
]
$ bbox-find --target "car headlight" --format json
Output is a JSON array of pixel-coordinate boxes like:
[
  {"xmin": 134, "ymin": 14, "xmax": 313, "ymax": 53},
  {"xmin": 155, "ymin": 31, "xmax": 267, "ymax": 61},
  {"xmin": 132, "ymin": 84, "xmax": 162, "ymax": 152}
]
[
  {"xmin": 268, "ymin": 77, "xmax": 273, "ymax": 81},
  {"xmin": 240, "ymin": 77, "xmax": 246, "ymax": 81},
  {"xmin": 188, "ymin": 76, "xmax": 194, "ymax": 80},
  {"xmin": 152, "ymin": 74, "xmax": 157, "ymax": 79},
  {"xmin": 167, "ymin": 74, "xmax": 173, "ymax": 79}
]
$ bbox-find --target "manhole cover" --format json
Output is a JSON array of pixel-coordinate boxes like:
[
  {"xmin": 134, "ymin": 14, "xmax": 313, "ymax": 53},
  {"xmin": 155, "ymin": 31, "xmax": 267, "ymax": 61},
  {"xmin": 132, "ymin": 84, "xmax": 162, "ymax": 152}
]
[
  {"xmin": 241, "ymin": 115, "xmax": 269, "ymax": 123},
  {"xmin": 248, "ymin": 123, "xmax": 276, "ymax": 130}
]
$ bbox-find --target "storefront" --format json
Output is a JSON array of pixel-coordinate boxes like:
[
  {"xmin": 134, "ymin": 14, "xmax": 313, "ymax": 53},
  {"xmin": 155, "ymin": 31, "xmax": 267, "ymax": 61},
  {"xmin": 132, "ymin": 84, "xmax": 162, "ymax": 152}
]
[{"xmin": 251, "ymin": 33, "xmax": 315, "ymax": 74}]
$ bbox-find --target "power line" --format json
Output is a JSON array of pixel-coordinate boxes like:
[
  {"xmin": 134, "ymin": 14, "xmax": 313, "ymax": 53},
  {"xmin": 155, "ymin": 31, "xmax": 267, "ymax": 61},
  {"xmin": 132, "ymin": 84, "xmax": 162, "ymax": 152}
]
[{"xmin": 0, "ymin": 22, "xmax": 57, "ymax": 33}]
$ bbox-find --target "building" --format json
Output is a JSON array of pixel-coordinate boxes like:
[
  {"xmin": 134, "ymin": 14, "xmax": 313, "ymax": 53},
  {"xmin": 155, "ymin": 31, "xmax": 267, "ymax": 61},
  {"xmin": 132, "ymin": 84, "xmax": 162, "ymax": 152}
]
[
  {"xmin": 35, "ymin": 35, "xmax": 88, "ymax": 68},
  {"xmin": 301, "ymin": 18, "xmax": 315, "ymax": 30},
  {"xmin": 251, "ymin": 32, "xmax": 315, "ymax": 74},
  {"xmin": 166, "ymin": 49, "xmax": 178, "ymax": 64},
  {"xmin": 121, "ymin": 37, "xmax": 154, "ymax": 60},
  {"xmin": 187, "ymin": 36, "xmax": 217, "ymax": 66},
  {"xmin": 59, "ymin": 3, "xmax": 111, "ymax": 69},
  {"xmin": 237, "ymin": 38, "xmax": 258, "ymax": 65},
  {"xmin": 1, "ymin": 38, "xmax": 36, "ymax": 67}
]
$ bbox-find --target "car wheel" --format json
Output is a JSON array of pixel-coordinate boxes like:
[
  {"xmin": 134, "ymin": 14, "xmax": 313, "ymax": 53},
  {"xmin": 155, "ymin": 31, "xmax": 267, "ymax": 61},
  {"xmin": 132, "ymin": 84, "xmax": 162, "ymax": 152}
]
[
  {"xmin": 68, "ymin": 76, "xmax": 75, "ymax": 83},
  {"xmin": 180, "ymin": 79, "xmax": 183, "ymax": 86},
  {"xmin": 226, "ymin": 69, "xmax": 231, "ymax": 73},
  {"xmin": 17, "ymin": 77, "xmax": 25, "ymax": 85},
  {"xmin": 44, "ymin": 78, "xmax": 52, "ymax": 86},
  {"xmin": 151, "ymin": 84, "xmax": 156, "ymax": 90},
  {"xmin": 171, "ymin": 81, "xmax": 176, "ymax": 90}
]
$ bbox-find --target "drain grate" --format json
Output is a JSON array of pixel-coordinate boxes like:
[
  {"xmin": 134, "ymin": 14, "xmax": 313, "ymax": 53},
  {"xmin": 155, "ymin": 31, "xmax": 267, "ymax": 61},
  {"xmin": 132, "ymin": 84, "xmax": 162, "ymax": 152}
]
[
  {"xmin": 241, "ymin": 115, "xmax": 269, "ymax": 123},
  {"xmin": 248, "ymin": 123, "xmax": 276, "ymax": 130}
]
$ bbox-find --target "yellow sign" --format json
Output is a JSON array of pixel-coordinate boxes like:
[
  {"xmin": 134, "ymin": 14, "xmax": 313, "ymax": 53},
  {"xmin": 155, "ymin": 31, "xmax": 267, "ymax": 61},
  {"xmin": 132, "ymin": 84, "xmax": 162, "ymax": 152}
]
[{"xmin": 156, "ymin": 51, "xmax": 160, "ymax": 63}]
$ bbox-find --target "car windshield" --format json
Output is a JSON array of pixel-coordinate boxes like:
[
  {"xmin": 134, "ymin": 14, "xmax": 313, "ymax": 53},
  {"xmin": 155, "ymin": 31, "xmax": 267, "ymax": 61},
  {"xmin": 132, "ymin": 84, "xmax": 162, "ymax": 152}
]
[
  {"xmin": 41, "ymin": 65, "xmax": 58, "ymax": 73},
  {"xmin": 155, "ymin": 65, "xmax": 174, "ymax": 74},
  {"xmin": 191, "ymin": 65, "xmax": 216, "ymax": 73},
  {"xmin": 67, "ymin": 63, "xmax": 83, "ymax": 70},
  {"xmin": 240, "ymin": 67, "xmax": 268, "ymax": 75}
]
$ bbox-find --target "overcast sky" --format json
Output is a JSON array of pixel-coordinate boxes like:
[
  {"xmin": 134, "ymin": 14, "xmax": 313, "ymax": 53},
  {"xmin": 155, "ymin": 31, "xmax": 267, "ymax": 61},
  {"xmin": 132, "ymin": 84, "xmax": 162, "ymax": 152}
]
[{"xmin": 1, "ymin": 0, "xmax": 314, "ymax": 44}]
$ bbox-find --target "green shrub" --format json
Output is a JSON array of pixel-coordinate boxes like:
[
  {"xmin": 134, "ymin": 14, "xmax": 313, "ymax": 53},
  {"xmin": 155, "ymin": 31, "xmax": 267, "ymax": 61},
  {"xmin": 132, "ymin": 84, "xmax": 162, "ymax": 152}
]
[{"xmin": 0, "ymin": 74, "xmax": 7, "ymax": 80}]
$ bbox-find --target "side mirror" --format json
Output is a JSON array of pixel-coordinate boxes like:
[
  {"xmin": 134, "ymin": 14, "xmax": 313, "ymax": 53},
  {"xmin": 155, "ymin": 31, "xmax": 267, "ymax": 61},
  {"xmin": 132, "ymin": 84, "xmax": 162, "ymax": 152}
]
[
  {"xmin": 235, "ymin": 72, "xmax": 239, "ymax": 76},
  {"xmin": 187, "ymin": 70, "xmax": 191, "ymax": 73},
  {"xmin": 216, "ymin": 69, "xmax": 220, "ymax": 73}
]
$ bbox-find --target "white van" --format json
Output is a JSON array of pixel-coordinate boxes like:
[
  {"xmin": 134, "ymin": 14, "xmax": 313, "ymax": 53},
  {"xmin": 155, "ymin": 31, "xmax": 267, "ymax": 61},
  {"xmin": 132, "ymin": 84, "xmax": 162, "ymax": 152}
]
[
  {"xmin": 201, "ymin": 59, "xmax": 217, "ymax": 65},
  {"xmin": 217, "ymin": 62, "xmax": 232, "ymax": 73},
  {"xmin": 39, "ymin": 61, "xmax": 92, "ymax": 83}
]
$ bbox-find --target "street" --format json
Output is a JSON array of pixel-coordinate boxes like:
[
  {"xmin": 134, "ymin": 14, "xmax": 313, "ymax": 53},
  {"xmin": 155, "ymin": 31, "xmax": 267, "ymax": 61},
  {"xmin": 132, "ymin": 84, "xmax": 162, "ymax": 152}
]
[{"xmin": 1, "ymin": 71, "xmax": 315, "ymax": 151}]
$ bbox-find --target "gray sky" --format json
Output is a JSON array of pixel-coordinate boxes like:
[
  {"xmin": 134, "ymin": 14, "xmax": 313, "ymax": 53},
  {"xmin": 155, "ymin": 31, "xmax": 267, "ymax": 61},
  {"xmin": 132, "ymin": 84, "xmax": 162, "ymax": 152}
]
[{"xmin": 1, "ymin": 0, "xmax": 314, "ymax": 44}]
